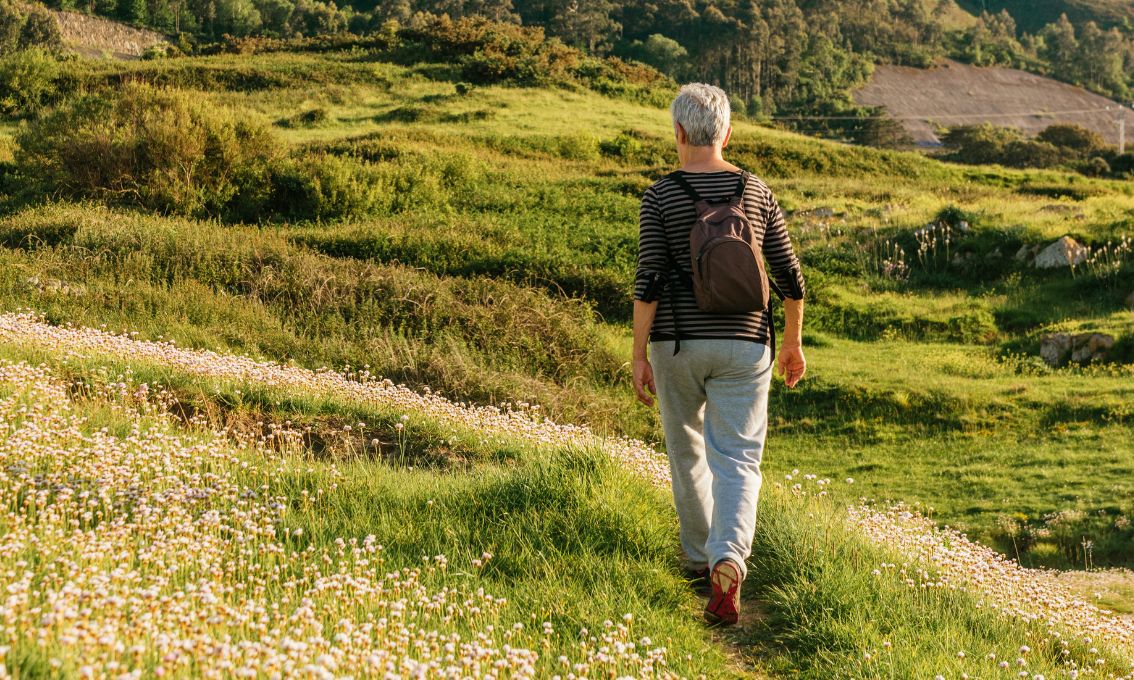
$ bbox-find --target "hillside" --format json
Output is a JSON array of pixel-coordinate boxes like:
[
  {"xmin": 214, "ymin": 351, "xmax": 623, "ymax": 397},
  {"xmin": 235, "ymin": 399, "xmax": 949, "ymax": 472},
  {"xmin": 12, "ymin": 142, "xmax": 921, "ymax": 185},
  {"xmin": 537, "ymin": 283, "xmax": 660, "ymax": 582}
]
[
  {"xmin": 957, "ymin": 0, "xmax": 1134, "ymax": 33},
  {"xmin": 0, "ymin": 45, "xmax": 1133, "ymax": 676},
  {"xmin": 51, "ymin": 8, "xmax": 168, "ymax": 59},
  {"xmin": 853, "ymin": 59, "xmax": 1134, "ymax": 147}
]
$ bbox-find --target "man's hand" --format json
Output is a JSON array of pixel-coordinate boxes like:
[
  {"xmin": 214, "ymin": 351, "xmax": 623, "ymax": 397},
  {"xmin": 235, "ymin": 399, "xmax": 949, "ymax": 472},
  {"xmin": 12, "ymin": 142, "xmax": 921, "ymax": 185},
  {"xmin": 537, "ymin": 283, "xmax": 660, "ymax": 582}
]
[
  {"xmin": 777, "ymin": 345, "xmax": 806, "ymax": 388},
  {"xmin": 633, "ymin": 359, "xmax": 657, "ymax": 406}
]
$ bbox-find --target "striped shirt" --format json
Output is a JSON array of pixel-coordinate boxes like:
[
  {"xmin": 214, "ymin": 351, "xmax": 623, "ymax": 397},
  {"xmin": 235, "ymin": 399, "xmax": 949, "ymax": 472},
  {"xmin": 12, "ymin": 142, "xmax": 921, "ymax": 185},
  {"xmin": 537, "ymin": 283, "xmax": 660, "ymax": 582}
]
[{"xmin": 633, "ymin": 169, "xmax": 805, "ymax": 345}]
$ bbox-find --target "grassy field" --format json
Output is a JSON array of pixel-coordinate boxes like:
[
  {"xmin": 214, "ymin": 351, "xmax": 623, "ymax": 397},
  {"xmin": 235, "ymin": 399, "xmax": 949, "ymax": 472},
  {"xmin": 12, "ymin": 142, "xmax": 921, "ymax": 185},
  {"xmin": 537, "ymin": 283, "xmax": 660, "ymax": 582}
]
[
  {"xmin": 0, "ymin": 314, "xmax": 1129, "ymax": 677},
  {"xmin": 0, "ymin": 46, "xmax": 1132, "ymax": 676}
]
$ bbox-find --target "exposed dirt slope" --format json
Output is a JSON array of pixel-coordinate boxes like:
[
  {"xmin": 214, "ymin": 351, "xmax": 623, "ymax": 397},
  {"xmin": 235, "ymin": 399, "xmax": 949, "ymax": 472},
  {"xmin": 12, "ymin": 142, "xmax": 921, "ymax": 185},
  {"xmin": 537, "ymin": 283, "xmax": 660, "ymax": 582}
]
[
  {"xmin": 853, "ymin": 59, "xmax": 1133, "ymax": 148},
  {"xmin": 51, "ymin": 9, "xmax": 168, "ymax": 59}
]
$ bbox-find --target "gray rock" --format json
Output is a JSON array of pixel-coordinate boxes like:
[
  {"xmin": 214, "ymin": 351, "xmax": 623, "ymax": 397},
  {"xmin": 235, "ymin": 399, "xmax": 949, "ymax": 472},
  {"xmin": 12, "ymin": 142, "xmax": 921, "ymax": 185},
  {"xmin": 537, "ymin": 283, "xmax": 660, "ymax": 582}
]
[
  {"xmin": 1041, "ymin": 332, "xmax": 1115, "ymax": 367},
  {"xmin": 1040, "ymin": 333, "xmax": 1072, "ymax": 366},
  {"xmin": 810, "ymin": 207, "xmax": 836, "ymax": 218},
  {"xmin": 1034, "ymin": 236, "xmax": 1088, "ymax": 269},
  {"xmin": 1015, "ymin": 244, "xmax": 1032, "ymax": 262}
]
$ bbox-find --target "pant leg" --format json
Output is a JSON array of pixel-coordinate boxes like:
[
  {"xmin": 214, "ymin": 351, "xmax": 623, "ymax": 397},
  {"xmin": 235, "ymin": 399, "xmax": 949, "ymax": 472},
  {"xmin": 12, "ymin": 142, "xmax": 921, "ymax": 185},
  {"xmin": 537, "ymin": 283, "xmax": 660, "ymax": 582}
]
[
  {"xmin": 702, "ymin": 340, "xmax": 773, "ymax": 581},
  {"xmin": 650, "ymin": 340, "xmax": 712, "ymax": 570}
]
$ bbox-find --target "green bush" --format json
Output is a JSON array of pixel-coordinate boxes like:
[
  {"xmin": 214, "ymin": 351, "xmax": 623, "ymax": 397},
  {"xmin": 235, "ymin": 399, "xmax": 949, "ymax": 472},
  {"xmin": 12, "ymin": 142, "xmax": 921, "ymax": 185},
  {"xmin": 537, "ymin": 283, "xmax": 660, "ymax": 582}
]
[
  {"xmin": 0, "ymin": 48, "xmax": 61, "ymax": 117},
  {"xmin": 255, "ymin": 153, "xmax": 384, "ymax": 222},
  {"xmin": 14, "ymin": 83, "xmax": 280, "ymax": 217},
  {"xmin": 18, "ymin": 4, "xmax": 61, "ymax": 51},
  {"xmin": 276, "ymin": 106, "xmax": 329, "ymax": 128}
]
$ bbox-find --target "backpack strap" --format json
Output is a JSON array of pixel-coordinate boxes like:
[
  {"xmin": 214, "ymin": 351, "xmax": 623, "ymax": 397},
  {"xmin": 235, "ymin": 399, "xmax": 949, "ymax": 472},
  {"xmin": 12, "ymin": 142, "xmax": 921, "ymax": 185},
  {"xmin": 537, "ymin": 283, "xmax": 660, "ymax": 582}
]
[
  {"xmin": 666, "ymin": 171, "xmax": 701, "ymax": 203},
  {"xmin": 661, "ymin": 171, "xmax": 698, "ymax": 356},
  {"xmin": 734, "ymin": 170, "xmax": 749, "ymax": 198}
]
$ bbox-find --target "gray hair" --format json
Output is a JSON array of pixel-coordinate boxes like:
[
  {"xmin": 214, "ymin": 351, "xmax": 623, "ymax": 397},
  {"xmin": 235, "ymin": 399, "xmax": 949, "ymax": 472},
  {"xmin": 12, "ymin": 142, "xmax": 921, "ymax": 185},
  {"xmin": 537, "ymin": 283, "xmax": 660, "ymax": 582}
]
[{"xmin": 670, "ymin": 83, "xmax": 731, "ymax": 146}]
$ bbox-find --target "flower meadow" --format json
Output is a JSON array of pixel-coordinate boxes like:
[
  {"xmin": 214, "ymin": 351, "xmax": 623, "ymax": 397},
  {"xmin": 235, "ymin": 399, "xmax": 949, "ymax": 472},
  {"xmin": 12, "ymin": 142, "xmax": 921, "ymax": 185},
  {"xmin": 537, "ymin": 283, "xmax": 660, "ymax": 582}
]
[
  {"xmin": 0, "ymin": 311, "xmax": 1132, "ymax": 678},
  {"xmin": 0, "ymin": 359, "xmax": 674, "ymax": 678}
]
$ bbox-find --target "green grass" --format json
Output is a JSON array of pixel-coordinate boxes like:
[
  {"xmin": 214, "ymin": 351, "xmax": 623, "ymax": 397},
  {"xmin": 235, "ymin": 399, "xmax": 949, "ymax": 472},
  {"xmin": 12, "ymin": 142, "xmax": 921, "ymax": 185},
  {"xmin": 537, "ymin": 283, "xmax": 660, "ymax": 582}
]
[
  {"xmin": 1, "ymin": 337, "xmax": 1127, "ymax": 677},
  {"xmin": 0, "ymin": 42, "xmax": 1131, "ymax": 613},
  {"xmin": 0, "ymin": 45, "xmax": 1129, "ymax": 670}
]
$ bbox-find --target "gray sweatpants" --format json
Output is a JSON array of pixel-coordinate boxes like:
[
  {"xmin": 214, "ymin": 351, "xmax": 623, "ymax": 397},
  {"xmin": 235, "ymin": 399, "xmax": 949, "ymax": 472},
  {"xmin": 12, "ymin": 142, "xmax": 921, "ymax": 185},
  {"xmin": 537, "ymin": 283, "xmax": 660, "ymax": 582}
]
[{"xmin": 650, "ymin": 339, "xmax": 773, "ymax": 581}]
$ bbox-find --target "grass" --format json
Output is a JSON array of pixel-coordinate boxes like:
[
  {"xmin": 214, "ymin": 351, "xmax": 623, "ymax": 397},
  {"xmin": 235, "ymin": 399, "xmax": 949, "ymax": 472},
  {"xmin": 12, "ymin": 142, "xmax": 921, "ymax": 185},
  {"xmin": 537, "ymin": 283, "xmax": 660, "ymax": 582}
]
[
  {"xmin": 0, "ymin": 327, "xmax": 1127, "ymax": 677},
  {"xmin": 1, "ymin": 47, "xmax": 1132, "ymax": 568},
  {"xmin": 0, "ymin": 44, "xmax": 1133, "ymax": 674}
]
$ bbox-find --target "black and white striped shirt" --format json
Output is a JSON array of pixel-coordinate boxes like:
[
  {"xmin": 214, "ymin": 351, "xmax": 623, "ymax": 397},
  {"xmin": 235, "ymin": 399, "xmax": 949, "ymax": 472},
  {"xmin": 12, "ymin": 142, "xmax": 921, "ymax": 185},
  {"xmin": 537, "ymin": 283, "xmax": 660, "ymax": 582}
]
[{"xmin": 633, "ymin": 169, "xmax": 805, "ymax": 345}]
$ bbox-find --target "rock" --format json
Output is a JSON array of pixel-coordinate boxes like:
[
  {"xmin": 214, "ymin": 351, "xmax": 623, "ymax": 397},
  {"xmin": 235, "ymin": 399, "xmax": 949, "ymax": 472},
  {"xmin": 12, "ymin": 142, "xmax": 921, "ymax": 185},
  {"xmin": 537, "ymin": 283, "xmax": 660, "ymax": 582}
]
[
  {"xmin": 26, "ymin": 276, "xmax": 86, "ymax": 297},
  {"xmin": 1033, "ymin": 236, "xmax": 1088, "ymax": 269},
  {"xmin": 1041, "ymin": 332, "xmax": 1115, "ymax": 367},
  {"xmin": 809, "ymin": 207, "xmax": 836, "ymax": 218},
  {"xmin": 1015, "ymin": 244, "xmax": 1032, "ymax": 262},
  {"xmin": 1041, "ymin": 333, "xmax": 1072, "ymax": 366},
  {"xmin": 985, "ymin": 247, "xmax": 1002, "ymax": 260}
]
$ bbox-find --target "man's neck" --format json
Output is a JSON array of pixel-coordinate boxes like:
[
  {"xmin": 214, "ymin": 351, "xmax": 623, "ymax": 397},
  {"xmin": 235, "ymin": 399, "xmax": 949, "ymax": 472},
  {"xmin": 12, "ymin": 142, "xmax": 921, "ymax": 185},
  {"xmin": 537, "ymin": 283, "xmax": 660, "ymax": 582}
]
[{"xmin": 679, "ymin": 145, "xmax": 738, "ymax": 172}]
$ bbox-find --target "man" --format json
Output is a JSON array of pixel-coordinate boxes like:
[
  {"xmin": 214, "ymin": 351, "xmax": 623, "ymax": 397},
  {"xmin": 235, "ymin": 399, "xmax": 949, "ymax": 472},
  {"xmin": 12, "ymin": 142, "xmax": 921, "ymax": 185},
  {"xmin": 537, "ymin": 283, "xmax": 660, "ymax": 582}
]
[{"xmin": 631, "ymin": 83, "xmax": 806, "ymax": 626}]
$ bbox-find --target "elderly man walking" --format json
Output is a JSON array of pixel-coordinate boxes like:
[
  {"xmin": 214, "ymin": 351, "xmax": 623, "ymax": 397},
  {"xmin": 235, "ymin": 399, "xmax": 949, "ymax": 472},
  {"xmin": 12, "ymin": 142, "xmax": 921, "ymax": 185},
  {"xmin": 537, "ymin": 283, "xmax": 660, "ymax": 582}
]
[{"xmin": 631, "ymin": 83, "xmax": 807, "ymax": 626}]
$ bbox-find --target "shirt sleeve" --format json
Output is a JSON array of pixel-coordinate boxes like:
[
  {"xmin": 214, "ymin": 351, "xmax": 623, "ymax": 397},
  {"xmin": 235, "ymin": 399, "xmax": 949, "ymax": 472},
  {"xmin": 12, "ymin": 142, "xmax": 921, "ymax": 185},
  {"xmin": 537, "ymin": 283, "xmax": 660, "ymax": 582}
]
[
  {"xmin": 761, "ymin": 190, "xmax": 806, "ymax": 301},
  {"xmin": 633, "ymin": 184, "xmax": 670, "ymax": 302}
]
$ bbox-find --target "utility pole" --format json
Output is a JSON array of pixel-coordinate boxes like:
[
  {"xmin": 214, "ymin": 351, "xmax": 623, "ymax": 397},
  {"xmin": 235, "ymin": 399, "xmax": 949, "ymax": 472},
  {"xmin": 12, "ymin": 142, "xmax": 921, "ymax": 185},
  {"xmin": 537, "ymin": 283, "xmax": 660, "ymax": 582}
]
[
  {"xmin": 1111, "ymin": 105, "xmax": 1127, "ymax": 154},
  {"xmin": 1121, "ymin": 108, "xmax": 1127, "ymax": 155}
]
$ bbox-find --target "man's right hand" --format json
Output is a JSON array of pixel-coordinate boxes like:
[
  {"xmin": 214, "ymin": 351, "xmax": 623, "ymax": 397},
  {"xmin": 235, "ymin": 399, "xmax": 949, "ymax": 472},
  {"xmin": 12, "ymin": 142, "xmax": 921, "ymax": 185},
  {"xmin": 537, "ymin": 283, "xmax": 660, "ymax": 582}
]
[{"xmin": 633, "ymin": 359, "xmax": 657, "ymax": 406}]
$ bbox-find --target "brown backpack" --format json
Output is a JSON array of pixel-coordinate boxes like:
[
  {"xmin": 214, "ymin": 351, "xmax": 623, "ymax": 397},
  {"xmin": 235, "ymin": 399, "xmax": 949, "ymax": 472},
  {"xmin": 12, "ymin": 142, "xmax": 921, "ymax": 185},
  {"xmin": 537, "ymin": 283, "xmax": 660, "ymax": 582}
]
[
  {"xmin": 669, "ymin": 170, "xmax": 770, "ymax": 314},
  {"xmin": 663, "ymin": 170, "xmax": 781, "ymax": 356}
]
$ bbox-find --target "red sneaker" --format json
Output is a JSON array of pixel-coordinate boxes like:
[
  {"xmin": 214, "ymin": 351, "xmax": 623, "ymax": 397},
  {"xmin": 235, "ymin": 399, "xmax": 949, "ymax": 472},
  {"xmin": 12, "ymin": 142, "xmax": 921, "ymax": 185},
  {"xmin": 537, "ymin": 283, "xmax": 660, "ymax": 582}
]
[{"xmin": 704, "ymin": 559, "xmax": 742, "ymax": 626}]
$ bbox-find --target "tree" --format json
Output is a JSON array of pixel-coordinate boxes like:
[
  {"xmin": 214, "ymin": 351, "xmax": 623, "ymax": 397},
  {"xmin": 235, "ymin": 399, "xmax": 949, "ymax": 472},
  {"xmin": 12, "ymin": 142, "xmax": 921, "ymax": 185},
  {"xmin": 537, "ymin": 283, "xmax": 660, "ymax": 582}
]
[
  {"xmin": 0, "ymin": 0, "xmax": 24, "ymax": 55},
  {"xmin": 1077, "ymin": 22, "xmax": 1127, "ymax": 96},
  {"xmin": 619, "ymin": 33, "xmax": 687, "ymax": 77},
  {"xmin": 962, "ymin": 10, "xmax": 1021, "ymax": 67},
  {"xmin": 1038, "ymin": 14, "xmax": 1079, "ymax": 82},
  {"xmin": 117, "ymin": 0, "xmax": 148, "ymax": 23},
  {"xmin": 548, "ymin": 0, "xmax": 619, "ymax": 54},
  {"xmin": 18, "ymin": 5, "xmax": 63, "ymax": 50}
]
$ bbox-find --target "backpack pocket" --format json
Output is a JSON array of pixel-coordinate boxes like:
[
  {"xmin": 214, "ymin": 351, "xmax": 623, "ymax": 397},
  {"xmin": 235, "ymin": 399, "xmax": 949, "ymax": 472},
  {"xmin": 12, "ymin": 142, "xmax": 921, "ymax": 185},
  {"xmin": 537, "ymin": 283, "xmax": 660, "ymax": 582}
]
[{"xmin": 694, "ymin": 236, "xmax": 768, "ymax": 313}]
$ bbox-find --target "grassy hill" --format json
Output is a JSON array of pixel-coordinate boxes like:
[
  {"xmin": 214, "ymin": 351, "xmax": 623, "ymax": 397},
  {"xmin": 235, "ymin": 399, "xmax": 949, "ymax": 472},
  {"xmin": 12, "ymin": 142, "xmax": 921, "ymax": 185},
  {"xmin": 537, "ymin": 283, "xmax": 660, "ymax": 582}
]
[
  {"xmin": 0, "ymin": 46, "xmax": 1133, "ymax": 676},
  {"xmin": 956, "ymin": 0, "xmax": 1134, "ymax": 33}
]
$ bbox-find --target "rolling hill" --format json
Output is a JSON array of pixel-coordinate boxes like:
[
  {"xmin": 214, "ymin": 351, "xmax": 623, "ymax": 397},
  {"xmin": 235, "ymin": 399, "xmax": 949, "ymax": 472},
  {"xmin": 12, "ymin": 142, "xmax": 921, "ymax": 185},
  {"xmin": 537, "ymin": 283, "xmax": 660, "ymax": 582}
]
[{"xmin": 1, "ymin": 38, "xmax": 1133, "ymax": 677}]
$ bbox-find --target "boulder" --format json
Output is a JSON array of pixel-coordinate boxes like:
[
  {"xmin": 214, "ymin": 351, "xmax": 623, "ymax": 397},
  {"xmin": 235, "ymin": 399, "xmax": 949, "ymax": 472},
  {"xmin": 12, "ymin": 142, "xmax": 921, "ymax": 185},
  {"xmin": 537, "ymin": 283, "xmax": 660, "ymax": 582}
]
[
  {"xmin": 1034, "ymin": 236, "xmax": 1088, "ymax": 269},
  {"xmin": 1040, "ymin": 333, "xmax": 1072, "ymax": 366},
  {"xmin": 1041, "ymin": 332, "xmax": 1115, "ymax": 367}
]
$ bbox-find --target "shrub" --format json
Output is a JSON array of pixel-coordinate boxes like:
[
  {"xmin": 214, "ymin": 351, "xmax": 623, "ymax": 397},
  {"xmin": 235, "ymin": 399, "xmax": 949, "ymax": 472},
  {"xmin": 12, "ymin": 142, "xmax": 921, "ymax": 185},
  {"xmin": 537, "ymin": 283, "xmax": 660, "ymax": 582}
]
[
  {"xmin": 0, "ymin": 47, "xmax": 62, "ymax": 117},
  {"xmin": 15, "ymin": 83, "xmax": 280, "ymax": 217},
  {"xmin": 1036, "ymin": 123, "xmax": 1107, "ymax": 158},
  {"xmin": 1001, "ymin": 139, "xmax": 1063, "ymax": 168},
  {"xmin": 1081, "ymin": 155, "xmax": 1111, "ymax": 177},
  {"xmin": 18, "ymin": 4, "xmax": 61, "ymax": 51},
  {"xmin": 0, "ymin": 0, "xmax": 23, "ymax": 55},
  {"xmin": 235, "ymin": 153, "xmax": 385, "ymax": 222},
  {"xmin": 0, "ymin": 0, "xmax": 62, "ymax": 55},
  {"xmin": 940, "ymin": 123, "xmax": 1023, "ymax": 165},
  {"xmin": 276, "ymin": 106, "xmax": 329, "ymax": 128}
]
